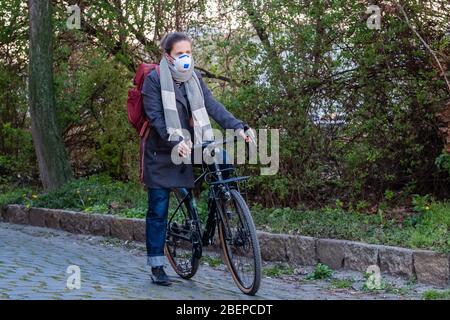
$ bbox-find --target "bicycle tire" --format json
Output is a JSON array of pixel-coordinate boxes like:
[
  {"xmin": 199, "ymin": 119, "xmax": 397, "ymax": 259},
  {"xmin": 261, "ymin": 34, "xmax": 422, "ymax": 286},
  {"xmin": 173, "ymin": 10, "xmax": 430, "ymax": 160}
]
[{"xmin": 218, "ymin": 189, "xmax": 262, "ymax": 295}]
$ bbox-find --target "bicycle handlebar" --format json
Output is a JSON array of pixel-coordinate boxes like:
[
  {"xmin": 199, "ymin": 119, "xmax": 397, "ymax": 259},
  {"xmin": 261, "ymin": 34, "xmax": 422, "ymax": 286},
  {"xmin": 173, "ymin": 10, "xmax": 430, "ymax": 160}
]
[
  {"xmin": 190, "ymin": 123, "xmax": 253, "ymax": 150},
  {"xmin": 192, "ymin": 135, "xmax": 241, "ymax": 150}
]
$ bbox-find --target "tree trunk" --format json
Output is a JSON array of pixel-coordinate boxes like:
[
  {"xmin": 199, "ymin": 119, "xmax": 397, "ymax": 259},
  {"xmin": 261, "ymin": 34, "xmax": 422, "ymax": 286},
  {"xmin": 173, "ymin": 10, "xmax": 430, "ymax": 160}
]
[{"xmin": 28, "ymin": 0, "xmax": 72, "ymax": 190}]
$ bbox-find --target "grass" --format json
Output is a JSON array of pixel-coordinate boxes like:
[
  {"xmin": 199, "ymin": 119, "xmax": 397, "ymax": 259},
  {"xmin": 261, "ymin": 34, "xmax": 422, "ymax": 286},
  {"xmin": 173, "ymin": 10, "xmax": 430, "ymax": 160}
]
[
  {"xmin": 329, "ymin": 278, "xmax": 354, "ymax": 289},
  {"xmin": 2, "ymin": 174, "xmax": 450, "ymax": 253},
  {"xmin": 422, "ymin": 289, "xmax": 450, "ymax": 300},
  {"xmin": 359, "ymin": 271, "xmax": 414, "ymax": 296},
  {"xmin": 251, "ymin": 198, "xmax": 450, "ymax": 253},
  {"xmin": 262, "ymin": 263, "xmax": 295, "ymax": 277},
  {"xmin": 305, "ymin": 263, "xmax": 333, "ymax": 280},
  {"xmin": 202, "ymin": 255, "xmax": 222, "ymax": 268},
  {"xmin": 0, "ymin": 174, "xmax": 148, "ymax": 218},
  {"xmin": 383, "ymin": 284, "xmax": 413, "ymax": 296}
]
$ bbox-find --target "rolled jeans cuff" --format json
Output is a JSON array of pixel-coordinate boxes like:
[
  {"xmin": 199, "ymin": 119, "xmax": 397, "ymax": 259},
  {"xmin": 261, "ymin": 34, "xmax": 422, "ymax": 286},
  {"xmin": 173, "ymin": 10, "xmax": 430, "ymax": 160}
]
[{"xmin": 147, "ymin": 255, "xmax": 166, "ymax": 267}]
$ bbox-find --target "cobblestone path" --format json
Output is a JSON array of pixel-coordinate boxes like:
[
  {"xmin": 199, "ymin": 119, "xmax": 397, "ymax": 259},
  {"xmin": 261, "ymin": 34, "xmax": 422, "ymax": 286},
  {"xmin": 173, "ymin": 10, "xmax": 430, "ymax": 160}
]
[{"xmin": 0, "ymin": 223, "xmax": 435, "ymax": 300}]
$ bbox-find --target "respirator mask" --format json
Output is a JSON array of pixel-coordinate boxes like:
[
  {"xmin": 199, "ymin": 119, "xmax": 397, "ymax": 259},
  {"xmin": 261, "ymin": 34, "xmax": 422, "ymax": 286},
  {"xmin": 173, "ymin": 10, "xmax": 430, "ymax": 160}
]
[{"xmin": 171, "ymin": 53, "xmax": 192, "ymax": 72}]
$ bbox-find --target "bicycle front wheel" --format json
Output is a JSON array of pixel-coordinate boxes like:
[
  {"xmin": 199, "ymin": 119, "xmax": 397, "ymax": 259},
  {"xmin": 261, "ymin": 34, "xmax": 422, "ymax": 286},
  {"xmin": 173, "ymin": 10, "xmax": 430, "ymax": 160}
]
[{"xmin": 218, "ymin": 189, "xmax": 262, "ymax": 295}]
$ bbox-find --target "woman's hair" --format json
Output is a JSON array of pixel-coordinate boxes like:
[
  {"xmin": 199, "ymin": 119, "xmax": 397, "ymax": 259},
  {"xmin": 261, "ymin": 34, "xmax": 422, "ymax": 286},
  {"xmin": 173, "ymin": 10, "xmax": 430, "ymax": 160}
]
[{"xmin": 160, "ymin": 32, "xmax": 192, "ymax": 54}]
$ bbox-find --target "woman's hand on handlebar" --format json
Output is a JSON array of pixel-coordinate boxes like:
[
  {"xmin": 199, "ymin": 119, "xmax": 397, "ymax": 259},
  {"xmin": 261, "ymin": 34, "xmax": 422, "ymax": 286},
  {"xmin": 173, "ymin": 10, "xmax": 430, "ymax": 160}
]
[
  {"xmin": 238, "ymin": 126, "xmax": 254, "ymax": 143},
  {"xmin": 177, "ymin": 140, "xmax": 192, "ymax": 158}
]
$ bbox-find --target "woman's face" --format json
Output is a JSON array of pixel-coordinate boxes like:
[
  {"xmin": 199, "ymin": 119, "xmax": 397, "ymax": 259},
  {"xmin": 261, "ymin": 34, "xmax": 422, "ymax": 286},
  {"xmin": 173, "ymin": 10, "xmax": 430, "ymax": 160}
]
[{"xmin": 166, "ymin": 40, "xmax": 192, "ymax": 64}]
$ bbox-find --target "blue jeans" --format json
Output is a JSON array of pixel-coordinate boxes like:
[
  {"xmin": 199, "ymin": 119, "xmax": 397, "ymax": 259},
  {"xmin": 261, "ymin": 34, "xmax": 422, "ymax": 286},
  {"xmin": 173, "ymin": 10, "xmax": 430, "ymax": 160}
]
[
  {"xmin": 145, "ymin": 148, "xmax": 233, "ymax": 267},
  {"xmin": 146, "ymin": 188, "xmax": 170, "ymax": 267}
]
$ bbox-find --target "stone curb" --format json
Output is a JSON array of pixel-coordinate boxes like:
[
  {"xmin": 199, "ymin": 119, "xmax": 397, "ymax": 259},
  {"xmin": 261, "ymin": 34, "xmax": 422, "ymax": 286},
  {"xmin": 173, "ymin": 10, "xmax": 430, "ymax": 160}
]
[{"xmin": 1, "ymin": 204, "xmax": 449, "ymax": 287}]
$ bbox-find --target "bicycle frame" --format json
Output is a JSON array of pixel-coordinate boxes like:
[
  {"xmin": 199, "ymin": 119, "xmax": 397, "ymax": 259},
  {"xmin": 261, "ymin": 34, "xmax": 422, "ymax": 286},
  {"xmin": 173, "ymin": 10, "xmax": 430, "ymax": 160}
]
[{"xmin": 167, "ymin": 136, "xmax": 251, "ymax": 249}]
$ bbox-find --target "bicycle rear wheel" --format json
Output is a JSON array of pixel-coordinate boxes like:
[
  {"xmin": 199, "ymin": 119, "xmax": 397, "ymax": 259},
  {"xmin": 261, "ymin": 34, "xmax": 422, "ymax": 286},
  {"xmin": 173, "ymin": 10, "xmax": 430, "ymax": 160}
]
[
  {"xmin": 165, "ymin": 188, "xmax": 201, "ymax": 279},
  {"xmin": 218, "ymin": 189, "xmax": 262, "ymax": 295}
]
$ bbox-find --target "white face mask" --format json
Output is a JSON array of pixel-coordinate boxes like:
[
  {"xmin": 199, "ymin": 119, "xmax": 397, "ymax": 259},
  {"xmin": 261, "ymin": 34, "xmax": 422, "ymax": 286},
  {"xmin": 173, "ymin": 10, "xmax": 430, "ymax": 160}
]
[{"xmin": 171, "ymin": 53, "xmax": 192, "ymax": 72}]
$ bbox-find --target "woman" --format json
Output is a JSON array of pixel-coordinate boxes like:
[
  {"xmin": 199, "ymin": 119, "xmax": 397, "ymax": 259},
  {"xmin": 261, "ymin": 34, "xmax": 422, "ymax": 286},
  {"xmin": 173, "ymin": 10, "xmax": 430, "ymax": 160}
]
[{"xmin": 141, "ymin": 32, "xmax": 251, "ymax": 286}]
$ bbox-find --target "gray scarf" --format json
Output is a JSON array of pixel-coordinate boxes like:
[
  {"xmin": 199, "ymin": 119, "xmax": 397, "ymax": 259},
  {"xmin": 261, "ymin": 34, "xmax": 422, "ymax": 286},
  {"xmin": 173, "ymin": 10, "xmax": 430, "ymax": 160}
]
[{"xmin": 159, "ymin": 55, "xmax": 213, "ymax": 145}]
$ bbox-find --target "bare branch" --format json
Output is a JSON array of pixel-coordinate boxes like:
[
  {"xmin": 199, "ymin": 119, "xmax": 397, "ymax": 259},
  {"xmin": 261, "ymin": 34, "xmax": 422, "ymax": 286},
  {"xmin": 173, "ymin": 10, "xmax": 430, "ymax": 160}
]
[{"xmin": 396, "ymin": 2, "xmax": 450, "ymax": 94}]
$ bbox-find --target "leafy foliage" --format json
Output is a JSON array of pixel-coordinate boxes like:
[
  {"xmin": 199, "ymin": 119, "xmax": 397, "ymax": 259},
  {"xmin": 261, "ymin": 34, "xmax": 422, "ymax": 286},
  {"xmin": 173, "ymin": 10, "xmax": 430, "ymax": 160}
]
[
  {"xmin": 0, "ymin": 0, "xmax": 449, "ymax": 208},
  {"xmin": 306, "ymin": 263, "xmax": 333, "ymax": 280}
]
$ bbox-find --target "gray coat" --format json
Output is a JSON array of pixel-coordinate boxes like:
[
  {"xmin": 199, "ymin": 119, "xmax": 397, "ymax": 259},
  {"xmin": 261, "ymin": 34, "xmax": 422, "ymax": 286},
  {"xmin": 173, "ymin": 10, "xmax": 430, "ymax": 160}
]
[{"xmin": 141, "ymin": 69, "xmax": 244, "ymax": 189}]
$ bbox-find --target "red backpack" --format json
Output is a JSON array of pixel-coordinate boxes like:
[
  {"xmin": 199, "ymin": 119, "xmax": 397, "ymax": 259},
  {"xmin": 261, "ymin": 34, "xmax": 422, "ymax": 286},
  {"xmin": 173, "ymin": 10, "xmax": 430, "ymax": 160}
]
[{"xmin": 127, "ymin": 63, "xmax": 160, "ymax": 183}]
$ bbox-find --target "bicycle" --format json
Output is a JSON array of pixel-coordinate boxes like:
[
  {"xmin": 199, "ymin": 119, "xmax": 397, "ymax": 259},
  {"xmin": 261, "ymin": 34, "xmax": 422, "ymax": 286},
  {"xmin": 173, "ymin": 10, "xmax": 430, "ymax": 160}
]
[{"xmin": 164, "ymin": 135, "xmax": 262, "ymax": 295}]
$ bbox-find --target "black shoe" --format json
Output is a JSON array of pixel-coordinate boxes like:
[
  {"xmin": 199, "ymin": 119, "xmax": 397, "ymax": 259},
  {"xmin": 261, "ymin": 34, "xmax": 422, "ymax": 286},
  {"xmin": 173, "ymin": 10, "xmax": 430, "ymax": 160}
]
[{"xmin": 151, "ymin": 266, "xmax": 172, "ymax": 286}]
